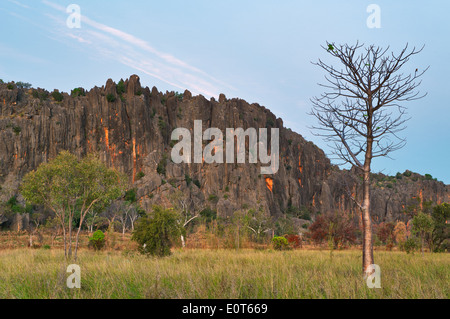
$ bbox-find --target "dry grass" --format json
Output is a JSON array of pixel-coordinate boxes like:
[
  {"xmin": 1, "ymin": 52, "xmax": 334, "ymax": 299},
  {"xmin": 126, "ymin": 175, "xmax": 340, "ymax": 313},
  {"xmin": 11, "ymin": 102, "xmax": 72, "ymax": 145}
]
[{"xmin": 0, "ymin": 248, "xmax": 448, "ymax": 299}]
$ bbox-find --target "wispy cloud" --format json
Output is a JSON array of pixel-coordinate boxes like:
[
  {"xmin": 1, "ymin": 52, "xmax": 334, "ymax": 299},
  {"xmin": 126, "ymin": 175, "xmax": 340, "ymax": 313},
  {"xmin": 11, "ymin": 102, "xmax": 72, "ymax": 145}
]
[
  {"xmin": 7, "ymin": 0, "xmax": 30, "ymax": 9},
  {"xmin": 41, "ymin": 0, "xmax": 233, "ymax": 97}
]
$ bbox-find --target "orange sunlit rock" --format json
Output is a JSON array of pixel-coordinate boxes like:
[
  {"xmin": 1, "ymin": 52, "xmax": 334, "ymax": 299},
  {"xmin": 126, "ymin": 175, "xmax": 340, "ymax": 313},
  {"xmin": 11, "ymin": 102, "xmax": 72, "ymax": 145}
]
[
  {"xmin": 265, "ymin": 177, "xmax": 273, "ymax": 192},
  {"xmin": 299, "ymin": 156, "xmax": 303, "ymax": 173}
]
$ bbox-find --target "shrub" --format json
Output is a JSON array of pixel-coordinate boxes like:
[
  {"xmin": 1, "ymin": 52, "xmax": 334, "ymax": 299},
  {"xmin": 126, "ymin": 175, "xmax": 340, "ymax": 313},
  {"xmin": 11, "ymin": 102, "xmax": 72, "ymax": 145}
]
[
  {"xmin": 208, "ymin": 194, "xmax": 218, "ymax": 202},
  {"xmin": 124, "ymin": 188, "xmax": 137, "ymax": 203},
  {"xmin": 395, "ymin": 172, "xmax": 403, "ymax": 179},
  {"xmin": 71, "ymin": 87, "xmax": 85, "ymax": 97},
  {"xmin": 424, "ymin": 174, "xmax": 433, "ymax": 181},
  {"xmin": 12, "ymin": 126, "xmax": 21, "ymax": 135},
  {"xmin": 402, "ymin": 238, "xmax": 418, "ymax": 254},
  {"xmin": 136, "ymin": 171, "xmax": 145, "ymax": 180},
  {"xmin": 174, "ymin": 91, "xmax": 183, "ymax": 101},
  {"xmin": 265, "ymin": 118, "xmax": 275, "ymax": 127},
  {"xmin": 106, "ymin": 94, "xmax": 116, "ymax": 102},
  {"xmin": 116, "ymin": 79, "xmax": 125, "ymax": 95},
  {"xmin": 158, "ymin": 118, "xmax": 166, "ymax": 131},
  {"xmin": 272, "ymin": 236, "xmax": 289, "ymax": 250},
  {"xmin": 156, "ymin": 154, "xmax": 168, "ymax": 176},
  {"xmin": 285, "ymin": 234, "xmax": 302, "ymax": 248},
  {"xmin": 42, "ymin": 244, "xmax": 51, "ymax": 250},
  {"xmin": 200, "ymin": 208, "xmax": 217, "ymax": 223},
  {"xmin": 7, "ymin": 83, "xmax": 14, "ymax": 90},
  {"xmin": 193, "ymin": 179, "xmax": 201, "ymax": 188},
  {"xmin": 403, "ymin": 170, "xmax": 412, "ymax": 177},
  {"xmin": 376, "ymin": 222, "xmax": 395, "ymax": 244},
  {"xmin": 308, "ymin": 213, "xmax": 357, "ymax": 248},
  {"xmin": 184, "ymin": 174, "xmax": 192, "ymax": 186},
  {"xmin": 89, "ymin": 230, "xmax": 106, "ymax": 251},
  {"xmin": 132, "ymin": 206, "xmax": 179, "ymax": 257},
  {"xmin": 51, "ymin": 90, "xmax": 64, "ymax": 102}
]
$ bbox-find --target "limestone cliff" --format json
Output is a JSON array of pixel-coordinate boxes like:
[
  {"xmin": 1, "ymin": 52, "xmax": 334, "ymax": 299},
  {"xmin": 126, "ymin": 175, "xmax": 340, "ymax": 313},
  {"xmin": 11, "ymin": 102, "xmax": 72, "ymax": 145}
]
[{"xmin": 0, "ymin": 75, "xmax": 448, "ymax": 226}]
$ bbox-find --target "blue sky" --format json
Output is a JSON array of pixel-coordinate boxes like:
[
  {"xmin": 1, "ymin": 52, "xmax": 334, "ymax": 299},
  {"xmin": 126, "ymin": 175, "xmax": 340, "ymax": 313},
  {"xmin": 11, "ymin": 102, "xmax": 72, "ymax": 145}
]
[{"xmin": 1, "ymin": 0, "xmax": 449, "ymax": 183}]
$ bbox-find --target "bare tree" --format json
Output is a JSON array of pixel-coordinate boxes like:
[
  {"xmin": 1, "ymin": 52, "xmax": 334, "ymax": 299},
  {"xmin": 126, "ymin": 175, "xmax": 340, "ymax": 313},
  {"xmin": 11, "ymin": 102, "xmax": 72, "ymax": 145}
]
[
  {"xmin": 310, "ymin": 42, "xmax": 428, "ymax": 274},
  {"xmin": 169, "ymin": 190, "xmax": 201, "ymax": 248}
]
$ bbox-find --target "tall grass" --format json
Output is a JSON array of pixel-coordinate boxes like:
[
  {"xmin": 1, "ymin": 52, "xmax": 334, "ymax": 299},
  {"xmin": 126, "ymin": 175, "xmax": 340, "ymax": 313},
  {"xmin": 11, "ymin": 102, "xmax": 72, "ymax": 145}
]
[{"xmin": 0, "ymin": 248, "xmax": 448, "ymax": 299}]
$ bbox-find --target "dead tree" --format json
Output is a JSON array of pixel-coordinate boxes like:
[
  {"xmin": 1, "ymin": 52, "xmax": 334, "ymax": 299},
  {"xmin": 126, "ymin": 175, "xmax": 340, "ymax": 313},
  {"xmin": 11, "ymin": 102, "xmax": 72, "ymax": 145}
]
[{"xmin": 310, "ymin": 42, "xmax": 428, "ymax": 274}]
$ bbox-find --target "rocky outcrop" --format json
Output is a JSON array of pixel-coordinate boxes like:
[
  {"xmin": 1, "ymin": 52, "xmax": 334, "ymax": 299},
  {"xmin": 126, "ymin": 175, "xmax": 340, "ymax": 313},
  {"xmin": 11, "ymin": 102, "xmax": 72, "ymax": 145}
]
[{"xmin": 0, "ymin": 75, "xmax": 448, "ymax": 226}]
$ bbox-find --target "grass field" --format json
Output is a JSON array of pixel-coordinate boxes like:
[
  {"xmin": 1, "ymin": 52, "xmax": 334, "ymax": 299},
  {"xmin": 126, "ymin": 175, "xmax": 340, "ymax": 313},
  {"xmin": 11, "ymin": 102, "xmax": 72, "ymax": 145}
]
[{"xmin": 0, "ymin": 248, "xmax": 448, "ymax": 299}]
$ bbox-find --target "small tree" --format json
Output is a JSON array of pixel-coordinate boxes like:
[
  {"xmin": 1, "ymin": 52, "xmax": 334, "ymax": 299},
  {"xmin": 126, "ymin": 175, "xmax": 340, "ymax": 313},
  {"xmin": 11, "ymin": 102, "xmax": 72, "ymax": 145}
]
[
  {"xmin": 412, "ymin": 212, "xmax": 434, "ymax": 256},
  {"xmin": 430, "ymin": 203, "xmax": 449, "ymax": 252},
  {"xmin": 131, "ymin": 206, "xmax": 179, "ymax": 257},
  {"xmin": 246, "ymin": 207, "xmax": 273, "ymax": 244},
  {"xmin": 169, "ymin": 190, "xmax": 199, "ymax": 248},
  {"xmin": 393, "ymin": 221, "xmax": 407, "ymax": 245},
  {"xmin": 308, "ymin": 213, "xmax": 357, "ymax": 249},
  {"xmin": 21, "ymin": 151, "xmax": 126, "ymax": 260}
]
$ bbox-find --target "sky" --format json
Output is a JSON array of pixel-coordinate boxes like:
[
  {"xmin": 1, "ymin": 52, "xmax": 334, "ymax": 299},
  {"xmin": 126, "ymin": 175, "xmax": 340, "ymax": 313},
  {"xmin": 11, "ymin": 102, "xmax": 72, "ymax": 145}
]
[{"xmin": 0, "ymin": 0, "xmax": 449, "ymax": 184}]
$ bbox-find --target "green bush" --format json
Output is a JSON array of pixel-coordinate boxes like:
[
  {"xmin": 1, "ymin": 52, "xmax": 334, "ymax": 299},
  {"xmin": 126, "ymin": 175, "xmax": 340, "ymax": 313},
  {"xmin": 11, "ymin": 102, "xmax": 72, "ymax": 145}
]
[
  {"xmin": 71, "ymin": 87, "xmax": 85, "ymax": 97},
  {"xmin": 266, "ymin": 118, "xmax": 275, "ymax": 127},
  {"xmin": 116, "ymin": 79, "xmax": 125, "ymax": 95},
  {"xmin": 42, "ymin": 244, "xmax": 51, "ymax": 250},
  {"xmin": 424, "ymin": 174, "xmax": 433, "ymax": 181},
  {"xmin": 7, "ymin": 83, "xmax": 14, "ymax": 90},
  {"xmin": 12, "ymin": 126, "xmax": 21, "ymax": 135},
  {"xmin": 174, "ymin": 91, "xmax": 183, "ymax": 101},
  {"xmin": 158, "ymin": 118, "xmax": 166, "ymax": 131},
  {"xmin": 132, "ymin": 206, "xmax": 179, "ymax": 257},
  {"xmin": 185, "ymin": 174, "xmax": 192, "ymax": 186},
  {"xmin": 193, "ymin": 179, "xmax": 201, "ymax": 188},
  {"xmin": 124, "ymin": 188, "xmax": 137, "ymax": 203},
  {"xmin": 51, "ymin": 90, "xmax": 64, "ymax": 102},
  {"xmin": 106, "ymin": 94, "xmax": 116, "ymax": 102},
  {"xmin": 403, "ymin": 170, "xmax": 412, "ymax": 177},
  {"xmin": 402, "ymin": 238, "xmax": 418, "ymax": 254},
  {"xmin": 89, "ymin": 230, "xmax": 106, "ymax": 251},
  {"xmin": 208, "ymin": 194, "xmax": 218, "ymax": 202},
  {"xmin": 200, "ymin": 208, "xmax": 217, "ymax": 223},
  {"xmin": 272, "ymin": 236, "xmax": 289, "ymax": 250},
  {"xmin": 136, "ymin": 171, "xmax": 145, "ymax": 180},
  {"xmin": 156, "ymin": 153, "xmax": 168, "ymax": 176}
]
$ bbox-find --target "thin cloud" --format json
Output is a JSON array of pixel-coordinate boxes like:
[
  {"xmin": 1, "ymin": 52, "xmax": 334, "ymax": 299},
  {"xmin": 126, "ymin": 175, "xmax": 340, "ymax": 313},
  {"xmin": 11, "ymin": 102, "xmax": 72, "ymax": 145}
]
[
  {"xmin": 41, "ymin": 0, "xmax": 233, "ymax": 97},
  {"xmin": 7, "ymin": 0, "xmax": 30, "ymax": 9}
]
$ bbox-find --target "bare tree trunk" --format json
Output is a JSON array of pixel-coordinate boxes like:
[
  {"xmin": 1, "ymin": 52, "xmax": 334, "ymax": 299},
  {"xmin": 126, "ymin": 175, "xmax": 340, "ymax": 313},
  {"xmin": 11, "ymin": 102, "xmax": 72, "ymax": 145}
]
[
  {"xmin": 180, "ymin": 234, "xmax": 186, "ymax": 248},
  {"xmin": 362, "ymin": 139, "xmax": 374, "ymax": 275},
  {"xmin": 68, "ymin": 214, "xmax": 73, "ymax": 259}
]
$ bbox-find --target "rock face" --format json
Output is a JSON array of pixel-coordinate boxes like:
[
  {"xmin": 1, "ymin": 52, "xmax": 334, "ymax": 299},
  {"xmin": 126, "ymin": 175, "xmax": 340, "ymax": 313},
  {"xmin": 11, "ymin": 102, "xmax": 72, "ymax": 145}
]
[{"xmin": 0, "ymin": 75, "xmax": 448, "ymax": 226}]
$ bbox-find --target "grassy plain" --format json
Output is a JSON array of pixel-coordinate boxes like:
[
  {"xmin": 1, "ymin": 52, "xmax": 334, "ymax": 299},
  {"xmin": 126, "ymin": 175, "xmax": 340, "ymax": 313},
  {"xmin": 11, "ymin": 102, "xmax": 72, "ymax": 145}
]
[{"xmin": 0, "ymin": 247, "xmax": 448, "ymax": 299}]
